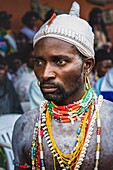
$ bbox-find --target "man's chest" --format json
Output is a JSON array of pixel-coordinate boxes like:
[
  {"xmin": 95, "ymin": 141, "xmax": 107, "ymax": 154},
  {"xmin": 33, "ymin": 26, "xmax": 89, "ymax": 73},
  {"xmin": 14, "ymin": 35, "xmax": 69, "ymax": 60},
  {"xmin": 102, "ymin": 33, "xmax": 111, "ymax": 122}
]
[{"xmin": 24, "ymin": 117, "xmax": 113, "ymax": 170}]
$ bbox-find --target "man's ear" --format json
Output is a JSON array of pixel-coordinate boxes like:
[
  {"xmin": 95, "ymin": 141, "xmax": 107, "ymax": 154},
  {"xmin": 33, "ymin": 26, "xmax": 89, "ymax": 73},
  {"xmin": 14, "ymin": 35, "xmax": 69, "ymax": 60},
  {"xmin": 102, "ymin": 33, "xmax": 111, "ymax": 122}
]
[{"xmin": 83, "ymin": 58, "xmax": 95, "ymax": 74}]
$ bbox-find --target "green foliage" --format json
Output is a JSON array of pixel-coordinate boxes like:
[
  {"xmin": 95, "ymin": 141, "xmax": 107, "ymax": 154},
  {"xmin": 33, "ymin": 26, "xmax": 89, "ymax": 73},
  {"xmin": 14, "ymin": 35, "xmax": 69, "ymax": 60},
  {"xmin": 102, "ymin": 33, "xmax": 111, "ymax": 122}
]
[{"xmin": 0, "ymin": 147, "xmax": 7, "ymax": 169}]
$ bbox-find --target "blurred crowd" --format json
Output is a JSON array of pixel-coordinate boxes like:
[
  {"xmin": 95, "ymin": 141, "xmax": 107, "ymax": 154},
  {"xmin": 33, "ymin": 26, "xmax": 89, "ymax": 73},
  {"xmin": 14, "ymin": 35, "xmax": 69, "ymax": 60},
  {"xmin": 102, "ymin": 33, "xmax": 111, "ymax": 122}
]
[
  {"xmin": 0, "ymin": 7, "xmax": 113, "ymax": 116},
  {"xmin": 0, "ymin": 10, "xmax": 45, "ymax": 115},
  {"xmin": 88, "ymin": 7, "xmax": 113, "ymax": 101}
]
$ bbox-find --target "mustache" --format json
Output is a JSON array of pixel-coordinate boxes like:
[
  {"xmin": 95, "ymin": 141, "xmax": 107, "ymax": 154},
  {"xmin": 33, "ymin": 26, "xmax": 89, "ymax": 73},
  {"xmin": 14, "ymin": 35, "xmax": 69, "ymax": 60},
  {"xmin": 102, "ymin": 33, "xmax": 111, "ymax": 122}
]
[{"xmin": 40, "ymin": 80, "xmax": 60, "ymax": 88}]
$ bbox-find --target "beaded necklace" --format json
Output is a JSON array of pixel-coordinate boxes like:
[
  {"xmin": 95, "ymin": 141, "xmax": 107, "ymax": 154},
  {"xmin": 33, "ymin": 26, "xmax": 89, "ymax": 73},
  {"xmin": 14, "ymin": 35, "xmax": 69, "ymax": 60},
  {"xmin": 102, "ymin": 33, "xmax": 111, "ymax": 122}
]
[
  {"xmin": 31, "ymin": 88, "xmax": 103, "ymax": 170},
  {"xmin": 44, "ymin": 104, "xmax": 93, "ymax": 169},
  {"xmin": 47, "ymin": 88, "xmax": 94, "ymax": 123}
]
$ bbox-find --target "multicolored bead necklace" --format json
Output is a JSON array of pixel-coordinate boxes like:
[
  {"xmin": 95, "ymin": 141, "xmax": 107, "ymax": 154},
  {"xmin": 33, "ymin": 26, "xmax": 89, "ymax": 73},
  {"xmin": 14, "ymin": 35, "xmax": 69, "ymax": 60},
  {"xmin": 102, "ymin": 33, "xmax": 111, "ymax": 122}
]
[
  {"xmin": 44, "ymin": 104, "xmax": 93, "ymax": 169},
  {"xmin": 31, "ymin": 88, "xmax": 103, "ymax": 170},
  {"xmin": 47, "ymin": 88, "xmax": 94, "ymax": 123}
]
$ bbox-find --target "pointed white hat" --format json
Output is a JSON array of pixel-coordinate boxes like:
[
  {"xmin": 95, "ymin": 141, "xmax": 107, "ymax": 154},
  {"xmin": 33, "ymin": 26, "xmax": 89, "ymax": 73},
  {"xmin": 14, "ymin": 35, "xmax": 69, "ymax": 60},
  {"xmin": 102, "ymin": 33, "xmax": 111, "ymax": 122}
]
[{"xmin": 33, "ymin": 2, "xmax": 94, "ymax": 59}]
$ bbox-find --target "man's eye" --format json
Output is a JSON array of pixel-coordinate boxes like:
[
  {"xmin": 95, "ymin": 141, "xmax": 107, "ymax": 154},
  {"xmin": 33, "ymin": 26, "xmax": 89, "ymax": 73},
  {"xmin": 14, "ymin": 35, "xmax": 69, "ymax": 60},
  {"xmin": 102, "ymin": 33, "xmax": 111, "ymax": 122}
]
[
  {"xmin": 33, "ymin": 58, "xmax": 44, "ymax": 66},
  {"xmin": 57, "ymin": 60, "xmax": 67, "ymax": 65}
]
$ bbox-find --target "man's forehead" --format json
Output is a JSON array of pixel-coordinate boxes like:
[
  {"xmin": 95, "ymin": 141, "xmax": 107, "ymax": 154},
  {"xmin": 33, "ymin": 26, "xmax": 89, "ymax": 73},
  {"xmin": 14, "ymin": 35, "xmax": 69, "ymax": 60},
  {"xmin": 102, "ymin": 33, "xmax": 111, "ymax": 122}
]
[
  {"xmin": 34, "ymin": 38, "xmax": 80, "ymax": 59},
  {"xmin": 34, "ymin": 37, "xmax": 78, "ymax": 51}
]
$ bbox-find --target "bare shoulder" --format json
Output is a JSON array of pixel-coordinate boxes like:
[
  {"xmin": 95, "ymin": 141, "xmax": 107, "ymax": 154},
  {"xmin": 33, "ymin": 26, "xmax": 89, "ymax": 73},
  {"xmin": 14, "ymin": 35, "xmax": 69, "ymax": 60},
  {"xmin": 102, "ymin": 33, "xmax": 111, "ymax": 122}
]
[
  {"xmin": 13, "ymin": 107, "xmax": 39, "ymax": 132},
  {"xmin": 12, "ymin": 107, "xmax": 39, "ymax": 138},
  {"xmin": 100, "ymin": 99, "xmax": 113, "ymax": 131},
  {"xmin": 100, "ymin": 99, "xmax": 113, "ymax": 118},
  {"xmin": 12, "ymin": 107, "xmax": 39, "ymax": 164},
  {"xmin": 99, "ymin": 99, "xmax": 113, "ymax": 169}
]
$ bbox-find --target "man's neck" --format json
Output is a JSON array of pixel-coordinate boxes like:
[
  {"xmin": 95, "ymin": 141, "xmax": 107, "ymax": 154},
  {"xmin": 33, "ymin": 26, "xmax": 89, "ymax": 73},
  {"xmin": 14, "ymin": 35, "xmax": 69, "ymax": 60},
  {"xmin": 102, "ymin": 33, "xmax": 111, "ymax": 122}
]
[{"xmin": 54, "ymin": 87, "xmax": 85, "ymax": 106}]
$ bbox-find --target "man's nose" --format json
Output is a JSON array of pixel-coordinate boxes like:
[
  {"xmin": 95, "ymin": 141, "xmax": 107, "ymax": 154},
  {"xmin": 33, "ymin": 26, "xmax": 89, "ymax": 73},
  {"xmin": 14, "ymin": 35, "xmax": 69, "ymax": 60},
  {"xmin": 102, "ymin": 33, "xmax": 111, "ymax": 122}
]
[{"xmin": 43, "ymin": 63, "xmax": 56, "ymax": 80}]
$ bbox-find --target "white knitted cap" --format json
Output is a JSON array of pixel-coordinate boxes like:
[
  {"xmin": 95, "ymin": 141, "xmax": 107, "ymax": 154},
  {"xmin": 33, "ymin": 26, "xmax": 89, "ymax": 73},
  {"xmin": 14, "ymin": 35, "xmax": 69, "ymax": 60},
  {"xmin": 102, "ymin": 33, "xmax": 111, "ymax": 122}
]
[{"xmin": 33, "ymin": 2, "xmax": 95, "ymax": 59}]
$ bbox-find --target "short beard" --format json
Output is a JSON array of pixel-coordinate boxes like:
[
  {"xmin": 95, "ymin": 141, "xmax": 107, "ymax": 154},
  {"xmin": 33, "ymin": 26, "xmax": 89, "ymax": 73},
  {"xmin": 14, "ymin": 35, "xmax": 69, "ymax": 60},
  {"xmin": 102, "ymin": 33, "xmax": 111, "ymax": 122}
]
[
  {"xmin": 42, "ymin": 85, "xmax": 67, "ymax": 103},
  {"xmin": 40, "ymin": 72, "xmax": 83, "ymax": 104}
]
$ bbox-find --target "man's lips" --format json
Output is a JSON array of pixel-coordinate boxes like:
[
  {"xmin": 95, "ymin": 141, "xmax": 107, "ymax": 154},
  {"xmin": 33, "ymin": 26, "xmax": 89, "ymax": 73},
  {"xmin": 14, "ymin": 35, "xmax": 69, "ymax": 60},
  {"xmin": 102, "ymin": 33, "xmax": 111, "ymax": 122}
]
[{"xmin": 41, "ymin": 85, "xmax": 58, "ymax": 93}]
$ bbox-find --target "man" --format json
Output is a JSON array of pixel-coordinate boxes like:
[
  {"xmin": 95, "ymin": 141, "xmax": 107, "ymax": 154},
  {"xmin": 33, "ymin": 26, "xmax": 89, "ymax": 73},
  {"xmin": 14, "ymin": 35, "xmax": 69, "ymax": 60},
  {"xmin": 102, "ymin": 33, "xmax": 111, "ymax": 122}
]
[
  {"xmin": 94, "ymin": 49, "xmax": 113, "ymax": 78},
  {"xmin": 99, "ymin": 68, "xmax": 113, "ymax": 102},
  {"xmin": 0, "ymin": 11, "xmax": 17, "ymax": 53},
  {"xmin": 0, "ymin": 55, "xmax": 23, "ymax": 115},
  {"xmin": 89, "ymin": 48, "xmax": 113, "ymax": 94},
  {"xmin": 20, "ymin": 11, "xmax": 42, "ymax": 42},
  {"xmin": 29, "ymin": 79, "xmax": 44, "ymax": 109},
  {"xmin": 12, "ymin": 2, "xmax": 113, "ymax": 170},
  {"xmin": 88, "ymin": 7, "xmax": 112, "ymax": 51}
]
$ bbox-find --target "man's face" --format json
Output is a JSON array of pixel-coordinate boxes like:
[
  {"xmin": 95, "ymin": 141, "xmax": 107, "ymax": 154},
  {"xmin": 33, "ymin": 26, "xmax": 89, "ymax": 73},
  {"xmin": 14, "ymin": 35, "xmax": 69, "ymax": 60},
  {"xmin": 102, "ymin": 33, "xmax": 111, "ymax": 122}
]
[
  {"xmin": 2, "ymin": 19, "xmax": 11, "ymax": 30},
  {"xmin": 97, "ymin": 59, "xmax": 113, "ymax": 77},
  {"xmin": 28, "ymin": 16, "xmax": 37, "ymax": 29},
  {"xmin": 95, "ymin": 13, "xmax": 102, "ymax": 25},
  {"xmin": 0, "ymin": 65, "xmax": 7, "ymax": 82},
  {"xmin": 34, "ymin": 38, "xmax": 86, "ymax": 105}
]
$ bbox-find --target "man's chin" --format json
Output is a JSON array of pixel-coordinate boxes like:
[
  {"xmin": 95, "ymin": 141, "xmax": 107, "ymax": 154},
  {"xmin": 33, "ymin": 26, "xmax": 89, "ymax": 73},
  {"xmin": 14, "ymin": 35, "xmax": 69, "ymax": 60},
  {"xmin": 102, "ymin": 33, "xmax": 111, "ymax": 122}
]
[
  {"xmin": 43, "ymin": 93, "xmax": 62, "ymax": 102},
  {"xmin": 43, "ymin": 93, "xmax": 56, "ymax": 100}
]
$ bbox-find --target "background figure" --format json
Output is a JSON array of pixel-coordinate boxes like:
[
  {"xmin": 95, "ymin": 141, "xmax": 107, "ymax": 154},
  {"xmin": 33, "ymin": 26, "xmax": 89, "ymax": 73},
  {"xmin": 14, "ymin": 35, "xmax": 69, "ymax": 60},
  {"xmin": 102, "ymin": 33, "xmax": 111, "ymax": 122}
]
[
  {"xmin": 89, "ymin": 48, "xmax": 113, "ymax": 93},
  {"xmin": 0, "ymin": 11, "xmax": 17, "ymax": 54},
  {"xmin": 13, "ymin": 44, "xmax": 36, "ymax": 102},
  {"xmin": 100, "ymin": 67, "xmax": 113, "ymax": 102},
  {"xmin": 16, "ymin": 32, "xmax": 30, "ymax": 54},
  {"xmin": 19, "ymin": 11, "xmax": 41, "ymax": 43},
  {"xmin": 89, "ymin": 7, "xmax": 112, "ymax": 51},
  {"xmin": 6, "ymin": 51, "xmax": 23, "ymax": 81},
  {"xmin": 0, "ymin": 35, "xmax": 9, "ymax": 57},
  {"xmin": 29, "ymin": 79, "xmax": 45, "ymax": 109},
  {"xmin": 94, "ymin": 49, "xmax": 113, "ymax": 77},
  {"xmin": 0, "ymin": 55, "xmax": 23, "ymax": 115}
]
